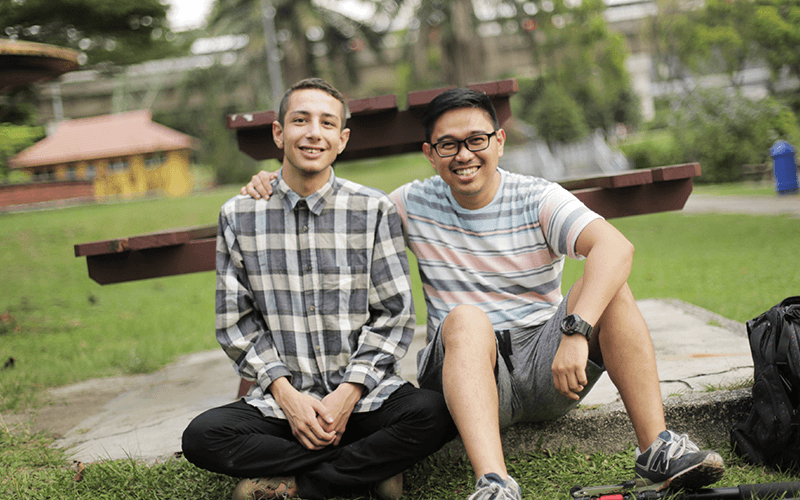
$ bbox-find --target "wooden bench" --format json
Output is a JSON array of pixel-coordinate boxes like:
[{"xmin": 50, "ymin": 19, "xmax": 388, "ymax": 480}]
[{"xmin": 73, "ymin": 78, "xmax": 702, "ymax": 397}]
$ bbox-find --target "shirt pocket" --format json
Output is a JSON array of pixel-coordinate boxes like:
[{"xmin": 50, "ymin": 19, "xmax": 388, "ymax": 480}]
[{"xmin": 321, "ymin": 266, "xmax": 370, "ymax": 335}]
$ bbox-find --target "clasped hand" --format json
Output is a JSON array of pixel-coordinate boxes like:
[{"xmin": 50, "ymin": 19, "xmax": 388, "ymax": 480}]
[{"xmin": 272, "ymin": 379, "xmax": 363, "ymax": 450}]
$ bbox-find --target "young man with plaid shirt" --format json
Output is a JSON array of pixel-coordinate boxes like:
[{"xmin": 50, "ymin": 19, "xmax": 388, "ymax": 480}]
[{"xmin": 181, "ymin": 78, "xmax": 456, "ymax": 500}]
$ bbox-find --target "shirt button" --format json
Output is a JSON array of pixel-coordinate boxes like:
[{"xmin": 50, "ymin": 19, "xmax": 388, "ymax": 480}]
[
  {"xmin": 310, "ymin": 305, "xmax": 315, "ymax": 311},
  {"xmin": 302, "ymin": 225, "xmax": 308, "ymax": 232},
  {"xmin": 306, "ymin": 265, "xmax": 312, "ymax": 272}
]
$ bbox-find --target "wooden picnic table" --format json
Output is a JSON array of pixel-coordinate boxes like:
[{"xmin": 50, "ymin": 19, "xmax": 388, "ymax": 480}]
[{"xmin": 73, "ymin": 163, "xmax": 700, "ymax": 285}]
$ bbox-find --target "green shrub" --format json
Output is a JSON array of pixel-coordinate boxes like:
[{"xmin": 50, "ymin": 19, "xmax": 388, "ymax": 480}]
[
  {"xmin": 0, "ymin": 124, "xmax": 44, "ymax": 181},
  {"xmin": 618, "ymin": 130, "xmax": 686, "ymax": 170},
  {"xmin": 670, "ymin": 89, "xmax": 800, "ymax": 183},
  {"xmin": 531, "ymin": 83, "xmax": 590, "ymax": 144}
]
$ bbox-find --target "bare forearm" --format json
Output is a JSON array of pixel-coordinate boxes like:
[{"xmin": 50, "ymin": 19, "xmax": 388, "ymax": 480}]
[{"xmin": 573, "ymin": 238, "xmax": 633, "ymax": 326}]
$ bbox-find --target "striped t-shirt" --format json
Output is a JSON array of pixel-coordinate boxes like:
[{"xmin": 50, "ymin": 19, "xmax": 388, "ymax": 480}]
[{"xmin": 390, "ymin": 168, "xmax": 601, "ymax": 337}]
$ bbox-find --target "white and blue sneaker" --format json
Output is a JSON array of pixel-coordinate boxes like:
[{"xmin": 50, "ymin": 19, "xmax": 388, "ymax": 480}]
[
  {"xmin": 635, "ymin": 430, "xmax": 725, "ymax": 489},
  {"xmin": 467, "ymin": 473, "xmax": 521, "ymax": 500}
]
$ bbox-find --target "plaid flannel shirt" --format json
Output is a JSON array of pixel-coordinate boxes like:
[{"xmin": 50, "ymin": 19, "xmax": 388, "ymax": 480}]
[{"xmin": 215, "ymin": 169, "xmax": 415, "ymax": 419}]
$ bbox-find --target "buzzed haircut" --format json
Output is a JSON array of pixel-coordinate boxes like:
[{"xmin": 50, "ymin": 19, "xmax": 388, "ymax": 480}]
[
  {"xmin": 277, "ymin": 78, "xmax": 348, "ymax": 129},
  {"xmin": 422, "ymin": 88, "xmax": 500, "ymax": 143}
]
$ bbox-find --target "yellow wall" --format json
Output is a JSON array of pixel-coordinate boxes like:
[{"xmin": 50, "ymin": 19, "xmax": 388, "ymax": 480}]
[
  {"xmin": 54, "ymin": 164, "xmax": 68, "ymax": 181},
  {"xmin": 160, "ymin": 150, "xmax": 193, "ymax": 198},
  {"xmin": 89, "ymin": 150, "xmax": 192, "ymax": 199},
  {"xmin": 75, "ymin": 161, "xmax": 89, "ymax": 180},
  {"xmin": 23, "ymin": 150, "xmax": 193, "ymax": 200},
  {"xmin": 92, "ymin": 159, "xmax": 108, "ymax": 198}
]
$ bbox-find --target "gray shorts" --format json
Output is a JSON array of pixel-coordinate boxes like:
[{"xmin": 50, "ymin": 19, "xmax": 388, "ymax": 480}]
[{"xmin": 416, "ymin": 295, "xmax": 605, "ymax": 428}]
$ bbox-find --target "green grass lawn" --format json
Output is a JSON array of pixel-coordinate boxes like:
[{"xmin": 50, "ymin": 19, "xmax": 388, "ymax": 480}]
[
  {"xmin": 2, "ymin": 158, "xmax": 800, "ymax": 498},
  {"xmin": 692, "ymin": 182, "xmax": 778, "ymax": 197}
]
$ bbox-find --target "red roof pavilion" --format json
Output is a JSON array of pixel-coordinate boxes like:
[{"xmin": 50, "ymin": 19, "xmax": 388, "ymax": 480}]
[{"xmin": 9, "ymin": 110, "xmax": 196, "ymax": 170}]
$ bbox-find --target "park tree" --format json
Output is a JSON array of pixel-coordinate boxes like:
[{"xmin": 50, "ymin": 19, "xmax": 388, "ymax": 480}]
[
  {"xmin": 203, "ymin": 0, "xmax": 392, "ymax": 106},
  {"xmin": 696, "ymin": 0, "xmax": 763, "ymax": 85},
  {"xmin": 394, "ymin": 0, "xmax": 486, "ymax": 89},
  {"xmin": 646, "ymin": 0, "xmax": 706, "ymax": 86},
  {"xmin": 392, "ymin": 0, "xmax": 639, "ymax": 136},
  {"xmin": 750, "ymin": 0, "xmax": 800, "ymax": 83},
  {"xmin": 548, "ymin": 0, "xmax": 641, "ymax": 132},
  {"xmin": 507, "ymin": 0, "xmax": 641, "ymax": 139},
  {"xmin": 648, "ymin": 0, "xmax": 800, "ymax": 90},
  {"xmin": 531, "ymin": 82, "xmax": 589, "ymax": 144},
  {"xmin": 0, "ymin": 0, "xmax": 180, "ymax": 66}
]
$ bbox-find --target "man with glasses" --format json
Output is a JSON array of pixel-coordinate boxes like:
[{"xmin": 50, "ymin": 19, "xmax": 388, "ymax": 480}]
[{"xmin": 243, "ymin": 87, "xmax": 724, "ymax": 500}]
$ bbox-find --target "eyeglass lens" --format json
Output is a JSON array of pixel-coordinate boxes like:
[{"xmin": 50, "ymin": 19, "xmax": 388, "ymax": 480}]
[{"xmin": 435, "ymin": 133, "xmax": 493, "ymax": 157}]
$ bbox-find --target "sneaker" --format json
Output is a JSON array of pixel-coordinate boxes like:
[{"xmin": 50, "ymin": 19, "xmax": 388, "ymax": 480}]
[
  {"xmin": 467, "ymin": 473, "xmax": 521, "ymax": 500},
  {"xmin": 635, "ymin": 430, "xmax": 725, "ymax": 489},
  {"xmin": 232, "ymin": 476, "xmax": 298, "ymax": 500}
]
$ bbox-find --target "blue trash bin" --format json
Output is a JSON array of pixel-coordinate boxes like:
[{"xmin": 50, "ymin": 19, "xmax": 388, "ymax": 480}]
[{"xmin": 770, "ymin": 141, "xmax": 799, "ymax": 194}]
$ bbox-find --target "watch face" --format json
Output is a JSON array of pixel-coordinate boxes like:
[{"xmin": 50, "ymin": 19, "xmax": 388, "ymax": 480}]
[{"xmin": 561, "ymin": 314, "xmax": 590, "ymax": 340}]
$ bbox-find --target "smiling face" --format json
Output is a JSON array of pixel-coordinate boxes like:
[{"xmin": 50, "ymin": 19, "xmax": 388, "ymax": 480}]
[
  {"xmin": 423, "ymin": 107, "xmax": 506, "ymax": 210},
  {"xmin": 272, "ymin": 88, "xmax": 350, "ymax": 196}
]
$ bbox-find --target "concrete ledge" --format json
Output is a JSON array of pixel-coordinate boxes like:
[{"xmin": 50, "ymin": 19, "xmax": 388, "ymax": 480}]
[{"xmin": 441, "ymin": 388, "xmax": 752, "ymax": 457}]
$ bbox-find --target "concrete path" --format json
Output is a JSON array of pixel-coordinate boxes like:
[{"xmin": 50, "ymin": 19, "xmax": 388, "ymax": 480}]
[{"xmin": 683, "ymin": 192, "xmax": 800, "ymax": 217}]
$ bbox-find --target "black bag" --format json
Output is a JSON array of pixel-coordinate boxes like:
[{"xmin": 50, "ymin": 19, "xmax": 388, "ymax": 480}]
[{"xmin": 731, "ymin": 296, "xmax": 800, "ymax": 470}]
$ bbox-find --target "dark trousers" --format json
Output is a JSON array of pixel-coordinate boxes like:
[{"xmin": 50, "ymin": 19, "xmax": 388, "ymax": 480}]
[{"xmin": 181, "ymin": 383, "xmax": 457, "ymax": 499}]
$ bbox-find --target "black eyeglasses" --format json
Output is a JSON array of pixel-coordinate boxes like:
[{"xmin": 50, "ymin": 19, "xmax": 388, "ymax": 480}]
[{"xmin": 430, "ymin": 131, "xmax": 497, "ymax": 158}]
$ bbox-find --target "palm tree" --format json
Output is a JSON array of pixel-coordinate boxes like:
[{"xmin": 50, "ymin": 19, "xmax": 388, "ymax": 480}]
[
  {"xmin": 381, "ymin": 0, "xmax": 487, "ymax": 88},
  {"xmin": 205, "ymin": 0, "xmax": 391, "ymax": 107}
]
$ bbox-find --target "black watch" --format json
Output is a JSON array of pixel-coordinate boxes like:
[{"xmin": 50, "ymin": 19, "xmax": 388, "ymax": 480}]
[{"xmin": 560, "ymin": 313, "xmax": 593, "ymax": 342}]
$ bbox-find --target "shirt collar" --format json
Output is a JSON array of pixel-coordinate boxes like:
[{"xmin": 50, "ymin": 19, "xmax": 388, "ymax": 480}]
[{"xmin": 276, "ymin": 168, "xmax": 335, "ymax": 216}]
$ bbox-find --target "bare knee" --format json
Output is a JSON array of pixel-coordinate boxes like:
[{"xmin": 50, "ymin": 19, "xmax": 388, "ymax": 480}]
[
  {"xmin": 441, "ymin": 305, "xmax": 495, "ymax": 352},
  {"xmin": 594, "ymin": 282, "xmax": 648, "ymax": 346},
  {"xmin": 602, "ymin": 282, "xmax": 638, "ymax": 320}
]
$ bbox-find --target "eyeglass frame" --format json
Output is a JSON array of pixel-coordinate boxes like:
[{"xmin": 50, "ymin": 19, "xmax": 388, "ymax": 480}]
[{"xmin": 429, "ymin": 131, "xmax": 498, "ymax": 158}]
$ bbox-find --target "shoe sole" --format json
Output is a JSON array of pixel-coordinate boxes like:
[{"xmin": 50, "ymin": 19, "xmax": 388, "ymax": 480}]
[{"xmin": 664, "ymin": 453, "xmax": 726, "ymax": 490}]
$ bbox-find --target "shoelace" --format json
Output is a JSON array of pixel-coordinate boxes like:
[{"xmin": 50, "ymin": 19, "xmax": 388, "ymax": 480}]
[
  {"xmin": 467, "ymin": 480, "xmax": 504, "ymax": 500},
  {"xmin": 663, "ymin": 431, "xmax": 700, "ymax": 460},
  {"xmin": 260, "ymin": 480, "xmax": 292, "ymax": 499}
]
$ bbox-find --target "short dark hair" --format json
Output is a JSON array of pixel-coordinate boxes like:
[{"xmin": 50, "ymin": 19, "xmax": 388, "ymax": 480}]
[
  {"xmin": 277, "ymin": 78, "xmax": 348, "ymax": 129},
  {"xmin": 422, "ymin": 88, "xmax": 500, "ymax": 143}
]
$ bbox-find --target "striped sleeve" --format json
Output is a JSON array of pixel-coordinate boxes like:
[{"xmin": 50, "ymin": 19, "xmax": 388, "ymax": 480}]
[{"xmin": 537, "ymin": 184, "xmax": 603, "ymax": 260}]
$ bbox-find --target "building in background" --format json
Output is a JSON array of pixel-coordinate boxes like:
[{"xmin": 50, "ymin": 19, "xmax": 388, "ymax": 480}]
[{"xmin": 7, "ymin": 110, "xmax": 196, "ymax": 203}]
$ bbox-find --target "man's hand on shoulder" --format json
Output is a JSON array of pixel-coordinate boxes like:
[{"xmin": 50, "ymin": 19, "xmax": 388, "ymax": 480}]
[
  {"xmin": 269, "ymin": 377, "xmax": 336, "ymax": 450},
  {"xmin": 319, "ymin": 383, "xmax": 365, "ymax": 446},
  {"xmin": 240, "ymin": 170, "xmax": 278, "ymax": 200}
]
